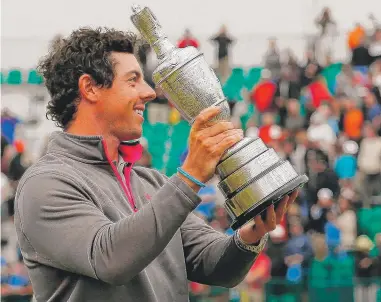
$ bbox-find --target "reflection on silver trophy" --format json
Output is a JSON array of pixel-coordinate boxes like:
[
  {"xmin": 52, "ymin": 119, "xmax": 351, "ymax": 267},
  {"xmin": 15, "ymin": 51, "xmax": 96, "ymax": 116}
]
[{"xmin": 130, "ymin": 4, "xmax": 309, "ymax": 230}]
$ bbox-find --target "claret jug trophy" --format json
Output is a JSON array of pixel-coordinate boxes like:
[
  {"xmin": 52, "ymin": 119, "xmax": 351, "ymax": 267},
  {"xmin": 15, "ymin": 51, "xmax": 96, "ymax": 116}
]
[{"xmin": 131, "ymin": 4, "xmax": 308, "ymax": 230}]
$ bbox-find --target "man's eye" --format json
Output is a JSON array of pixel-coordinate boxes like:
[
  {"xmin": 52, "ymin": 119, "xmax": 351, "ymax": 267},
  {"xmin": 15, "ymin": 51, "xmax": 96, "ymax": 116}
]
[{"xmin": 129, "ymin": 76, "xmax": 137, "ymax": 82}]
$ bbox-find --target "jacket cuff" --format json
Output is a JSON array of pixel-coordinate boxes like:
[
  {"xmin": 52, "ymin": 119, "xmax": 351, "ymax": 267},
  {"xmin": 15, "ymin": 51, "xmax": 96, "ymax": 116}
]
[{"xmin": 168, "ymin": 174, "xmax": 202, "ymax": 208}]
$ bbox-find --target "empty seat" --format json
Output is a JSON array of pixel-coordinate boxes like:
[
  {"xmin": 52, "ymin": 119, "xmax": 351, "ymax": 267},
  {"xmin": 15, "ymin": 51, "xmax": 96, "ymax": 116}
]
[
  {"xmin": 7, "ymin": 69, "xmax": 22, "ymax": 85},
  {"xmin": 27, "ymin": 69, "xmax": 44, "ymax": 85}
]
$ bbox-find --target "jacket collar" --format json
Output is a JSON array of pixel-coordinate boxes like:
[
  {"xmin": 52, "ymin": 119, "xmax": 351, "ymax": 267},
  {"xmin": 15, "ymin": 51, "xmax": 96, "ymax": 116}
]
[{"xmin": 47, "ymin": 131, "xmax": 143, "ymax": 165}]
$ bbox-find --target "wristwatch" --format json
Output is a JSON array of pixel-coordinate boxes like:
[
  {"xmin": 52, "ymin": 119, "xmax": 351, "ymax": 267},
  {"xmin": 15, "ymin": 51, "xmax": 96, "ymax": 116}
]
[{"xmin": 234, "ymin": 230, "xmax": 269, "ymax": 253}]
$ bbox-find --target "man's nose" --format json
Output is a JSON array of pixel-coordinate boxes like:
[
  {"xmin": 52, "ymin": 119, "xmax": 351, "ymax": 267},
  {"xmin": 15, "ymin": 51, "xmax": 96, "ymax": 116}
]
[{"xmin": 140, "ymin": 81, "xmax": 157, "ymax": 104}]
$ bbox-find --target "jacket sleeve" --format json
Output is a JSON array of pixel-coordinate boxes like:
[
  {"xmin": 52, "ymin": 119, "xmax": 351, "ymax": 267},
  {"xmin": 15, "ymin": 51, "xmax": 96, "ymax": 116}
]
[
  {"xmin": 15, "ymin": 171, "xmax": 201, "ymax": 285},
  {"xmin": 181, "ymin": 213, "xmax": 260, "ymax": 288}
]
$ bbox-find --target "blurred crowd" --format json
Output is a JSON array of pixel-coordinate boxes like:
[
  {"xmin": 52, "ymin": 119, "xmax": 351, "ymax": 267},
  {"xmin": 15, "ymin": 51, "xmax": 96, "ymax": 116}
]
[{"xmin": 2, "ymin": 7, "xmax": 381, "ymax": 302}]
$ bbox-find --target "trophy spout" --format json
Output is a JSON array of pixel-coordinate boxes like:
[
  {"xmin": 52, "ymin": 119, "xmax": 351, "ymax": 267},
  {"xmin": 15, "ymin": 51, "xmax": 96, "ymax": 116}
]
[
  {"xmin": 130, "ymin": 5, "xmax": 175, "ymax": 59},
  {"xmin": 131, "ymin": 4, "xmax": 143, "ymax": 14}
]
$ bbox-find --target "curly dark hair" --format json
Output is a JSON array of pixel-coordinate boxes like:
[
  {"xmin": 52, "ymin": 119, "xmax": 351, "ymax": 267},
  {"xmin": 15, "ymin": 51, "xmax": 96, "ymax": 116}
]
[{"xmin": 38, "ymin": 27, "xmax": 137, "ymax": 129}]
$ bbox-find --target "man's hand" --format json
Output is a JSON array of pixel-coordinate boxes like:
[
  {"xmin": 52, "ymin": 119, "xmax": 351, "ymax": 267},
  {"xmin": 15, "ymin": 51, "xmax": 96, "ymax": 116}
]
[
  {"xmin": 179, "ymin": 107, "xmax": 243, "ymax": 191},
  {"xmin": 238, "ymin": 190, "xmax": 299, "ymax": 244}
]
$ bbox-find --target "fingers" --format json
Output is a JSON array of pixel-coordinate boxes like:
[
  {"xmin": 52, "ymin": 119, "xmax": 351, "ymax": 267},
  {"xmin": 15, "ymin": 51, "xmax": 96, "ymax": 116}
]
[
  {"xmin": 200, "ymin": 121, "xmax": 235, "ymax": 138},
  {"xmin": 253, "ymin": 215, "xmax": 268, "ymax": 238},
  {"xmin": 288, "ymin": 190, "xmax": 299, "ymax": 204},
  {"xmin": 275, "ymin": 190, "xmax": 299, "ymax": 223},
  {"xmin": 192, "ymin": 107, "xmax": 222, "ymax": 131},
  {"xmin": 253, "ymin": 205, "xmax": 276, "ymax": 237},
  {"xmin": 213, "ymin": 129, "xmax": 244, "ymax": 155},
  {"xmin": 275, "ymin": 196, "xmax": 290, "ymax": 224},
  {"xmin": 265, "ymin": 204, "xmax": 277, "ymax": 230}
]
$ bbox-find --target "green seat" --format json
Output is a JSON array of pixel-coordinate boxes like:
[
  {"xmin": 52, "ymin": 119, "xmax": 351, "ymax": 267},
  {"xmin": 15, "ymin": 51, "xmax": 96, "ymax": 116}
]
[
  {"xmin": 358, "ymin": 208, "xmax": 381, "ymax": 240},
  {"xmin": 27, "ymin": 69, "xmax": 44, "ymax": 85},
  {"xmin": 240, "ymin": 103, "xmax": 256, "ymax": 131},
  {"xmin": 321, "ymin": 63, "xmax": 342, "ymax": 95},
  {"xmin": 309, "ymin": 257, "xmax": 355, "ymax": 302},
  {"xmin": 223, "ymin": 67, "xmax": 245, "ymax": 101},
  {"xmin": 245, "ymin": 67, "xmax": 263, "ymax": 91},
  {"xmin": 7, "ymin": 69, "xmax": 22, "ymax": 85},
  {"xmin": 0, "ymin": 72, "xmax": 5, "ymax": 84}
]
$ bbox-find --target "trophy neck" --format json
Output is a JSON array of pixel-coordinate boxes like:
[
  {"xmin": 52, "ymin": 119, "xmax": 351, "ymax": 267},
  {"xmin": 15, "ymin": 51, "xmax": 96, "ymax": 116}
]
[
  {"xmin": 152, "ymin": 37, "xmax": 175, "ymax": 60},
  {"xmin": 131, "ymin": 5, "xmax": 175, "ymax": 59}
]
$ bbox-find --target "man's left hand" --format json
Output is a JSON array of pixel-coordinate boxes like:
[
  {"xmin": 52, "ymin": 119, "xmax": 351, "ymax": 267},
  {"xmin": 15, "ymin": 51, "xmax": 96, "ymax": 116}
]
[{"xmin": 238, "ymin": 190, "xmax": 299, "ymax": 245}]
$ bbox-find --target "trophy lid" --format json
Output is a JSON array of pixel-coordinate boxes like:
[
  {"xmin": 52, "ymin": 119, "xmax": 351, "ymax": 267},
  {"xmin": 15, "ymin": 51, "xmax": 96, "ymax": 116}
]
[{"xmin": 130, "ymin": 4, "xmax": 175, "ymax": 59}]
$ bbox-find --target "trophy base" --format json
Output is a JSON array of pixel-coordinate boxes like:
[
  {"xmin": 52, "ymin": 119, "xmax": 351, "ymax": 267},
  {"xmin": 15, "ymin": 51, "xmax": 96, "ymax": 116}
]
[{"xmin": 229, "ymin": 174, "xmax": 309, "ymax": 230}]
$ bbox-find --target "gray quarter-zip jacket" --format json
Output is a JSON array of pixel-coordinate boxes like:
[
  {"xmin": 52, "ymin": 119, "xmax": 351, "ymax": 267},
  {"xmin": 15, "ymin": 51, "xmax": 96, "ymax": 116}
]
[{"xmin": 14, "ymin": 131, "xmax": 262, "ymax": 302}]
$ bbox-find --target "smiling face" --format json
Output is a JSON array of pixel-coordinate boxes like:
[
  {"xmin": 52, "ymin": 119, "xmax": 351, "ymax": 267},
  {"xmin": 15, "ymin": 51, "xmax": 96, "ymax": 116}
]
[{"xmin": 95, "ymin": 52, "xmax": 156, "ymax": 141}]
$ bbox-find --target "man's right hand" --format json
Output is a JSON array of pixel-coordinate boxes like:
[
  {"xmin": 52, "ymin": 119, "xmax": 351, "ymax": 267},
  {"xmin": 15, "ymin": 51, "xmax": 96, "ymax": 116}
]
[{"xmin": 179, "ymin": 106, "xmax": 243, "ymax": 191}]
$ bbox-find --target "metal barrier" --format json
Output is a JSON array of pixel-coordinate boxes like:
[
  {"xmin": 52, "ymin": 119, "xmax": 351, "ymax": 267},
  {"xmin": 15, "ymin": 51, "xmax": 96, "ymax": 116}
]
[{"xmin": 189, "ymin": 278, "xmax": 381, "ymax": 302}]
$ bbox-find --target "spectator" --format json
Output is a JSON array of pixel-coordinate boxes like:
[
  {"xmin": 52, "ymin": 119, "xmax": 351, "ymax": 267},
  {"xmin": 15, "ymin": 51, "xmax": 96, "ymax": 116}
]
[
  {"xmin": 315, "ymin": 7, "xmax": 336, "ymax": 37},
  {"xmin": 364, "ymin": 91, "xmax": 381, "ymax": 122},
  {"xmin": 244, "ymin": 249, "xmax": 271, "ymax": 302},
  {"xmin": 340, "ymin": 97, "xmax": 364, "ymax": 141},
  {"xmin": 263, "ymin": 38, "xmax": 281, "ymax": 81},
  {"xmin": 354, "ymin": 235, "xmax": 378, "ymax": 302},
  {"xmin": 369, "ymin": 28, "xmax": 381, "ymax": 63},
  {"xmin": 1, "ymin": 109, "xmax": 21, "ymax": 145},
  {"xmin": 307, "ymin": 111, "xmax": 337, "ymax": 153},
  {"xmin": 314, "ymin": 7, "xmax": 337, "ymax": 66},
  {"xmin": 284, "ymin": 99, "xmax": 304, "ymax": 133},
  {"xmin": 334, "ymin": 140, "xmax": 358, "ymax": 180},
  {"xmin": 300, "ymin": 62, "xmax": 320, "ymax": 89},
  {"xmin": 348, "ymin": 23, "xmax": 366, "ymax": 50},
  {"xmin": 177, "ymin": 29, "xmax": 199, "ymax": 49},
  {"xmin": 284, "ymin": 221, "xmax": 314, "ymax": 272},
  {"xmin": 357, "ymin": 122, "xmax": 381, "ymax": 206},
  {"xmin": 371, "ymin": 62, "xmax": 381, "ymax": 103},
  {"xmin": 373, "ymin": 233, "xmax": 381, "ymax": 277},
  {"xmin": 292, "ymin": 130, "xmax": 308, "ymax": 175},
  {"xmin": 258, "ymin": 113, "xmax": 276, "ymax": 144},
  {"xmin": 351, "ymin": 35, "xmax": 372, "ymax": 67},
  {"xmin": 266, "ymin": 226, "xmax": 288, "ymax": 297},
  {"xmin": 336, "ymin": 65, "xmax": 362, "ymax": 102},
  {"xmin": 307, "ymin": 188, "xmax": 336, "ymax": 234},
  {"xmin": 210, "ymin": 25, "xmax": 234, "ymax": 84},
  {"xmin": 336, "ymin": 191, "xmax": 357, "ymax": 251}
]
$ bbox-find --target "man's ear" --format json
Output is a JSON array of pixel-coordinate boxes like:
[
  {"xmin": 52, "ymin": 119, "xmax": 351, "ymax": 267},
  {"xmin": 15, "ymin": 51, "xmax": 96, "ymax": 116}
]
[{"xmin": 78, "ymin": 74, "xmax": 100, "ymax": 103}]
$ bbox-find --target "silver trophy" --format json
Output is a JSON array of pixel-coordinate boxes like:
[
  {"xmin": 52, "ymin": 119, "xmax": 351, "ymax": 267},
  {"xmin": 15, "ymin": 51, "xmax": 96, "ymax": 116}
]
[{"xmin": 131, "ymin": 5, "xmax": 308, "ymax": 230}]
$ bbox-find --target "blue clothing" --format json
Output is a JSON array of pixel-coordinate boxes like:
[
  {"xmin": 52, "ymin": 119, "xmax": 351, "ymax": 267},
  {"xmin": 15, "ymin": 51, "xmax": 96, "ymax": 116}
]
[
  {"xmin": 284, "ymin": 235, "xmax": 313, "ymax": 263},
  {"xmin": 334, "ymin": 155, "xmax": 357, "ymax": 179},
  {"xmin": 1, "ymin": 116, "xmax": 20, "ymax": 144},
  {"xmin": 196, "ymin": 185, "xmax": 218, "ymax": 220},
  {"xmin": 367, "ymin": 104, "xmax": 381, "ymax": 121},
  {"xmin": 328, "ymin": 118, "xmax": 339, "ymax": 135},
  {"xmin": 325, "ymin": 222, "xmax": 341, "ymax": 248}
]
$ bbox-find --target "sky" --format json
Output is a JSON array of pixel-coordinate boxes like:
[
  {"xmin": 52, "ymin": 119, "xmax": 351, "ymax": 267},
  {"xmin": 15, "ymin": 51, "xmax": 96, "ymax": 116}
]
[{"xmin": 2, "ymin": 0, "xmax": 380, "ymax": 68}]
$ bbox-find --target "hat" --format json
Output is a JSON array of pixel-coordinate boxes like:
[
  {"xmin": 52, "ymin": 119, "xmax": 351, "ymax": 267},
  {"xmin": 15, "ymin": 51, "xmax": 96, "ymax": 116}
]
[
  {"xmin": 317, "ymin": 188, "xmax": 333, "ymax": 200},
  {"xmin": 269, "ymin": 125, "xmax": 282, "ymax": 139},
  {"xmin": 342, "ymin": 140, "xmax": 359, "ymax": 155},
  {"xmin": 261, "ymin": 69, "xmax": 272, "ymax": 79},
  {"xmin": 269, "ymin": 224, "xmax": 285, "ymax": 239},
  {"xmin": 355, "ymin": 235, "xmax": 374, "ymax": 252},
  {"xmin": 310, "ymin": 112, "xmax": 325, "ymax": 125},
  {"xmin": 340, "ymin": 188, "xmax": 355, "ymax": 200},
  {"xmin": 246, "ymin": 127, "xmax": 259, "ymax": 138}
]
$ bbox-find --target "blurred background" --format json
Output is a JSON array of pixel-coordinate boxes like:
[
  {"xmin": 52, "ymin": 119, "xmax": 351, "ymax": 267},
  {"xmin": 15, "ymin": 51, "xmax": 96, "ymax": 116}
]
[{"xmin": 1, "ymin": 0, "xmax": 381, "ymax": 301}]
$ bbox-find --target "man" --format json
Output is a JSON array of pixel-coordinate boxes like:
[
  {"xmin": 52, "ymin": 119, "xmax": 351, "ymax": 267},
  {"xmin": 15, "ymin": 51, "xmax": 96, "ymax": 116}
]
[{"xmin": 14, "ymin": 28, "xmax": 297, "ymax": 302}]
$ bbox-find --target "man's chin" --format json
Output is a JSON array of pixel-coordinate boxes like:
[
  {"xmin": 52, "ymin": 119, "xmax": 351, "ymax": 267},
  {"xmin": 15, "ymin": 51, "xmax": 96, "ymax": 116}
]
[{"xmin": 119, "ymin": 129, "xmax": 142, "ymax": 142}]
